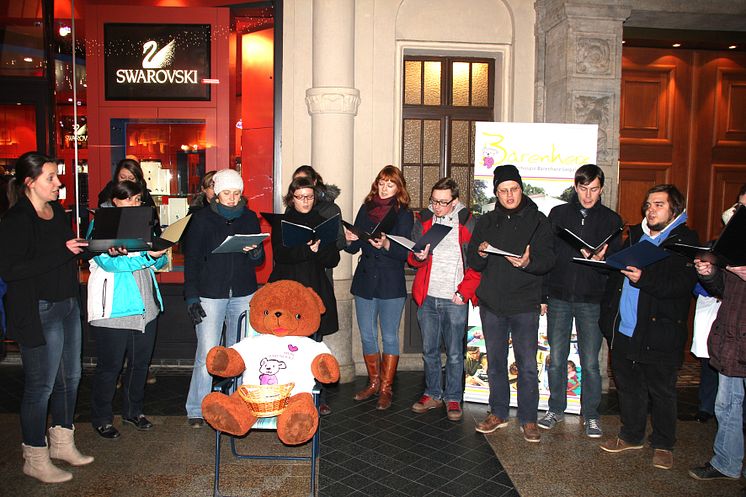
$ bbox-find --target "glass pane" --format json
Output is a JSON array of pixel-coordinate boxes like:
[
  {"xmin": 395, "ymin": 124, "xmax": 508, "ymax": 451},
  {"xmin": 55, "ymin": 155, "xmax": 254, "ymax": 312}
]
[
  {"xmin": 0, "ymin": 25, "xmax": 45, "ymax": 77},
  {"xmin": 404, "ymin": 61, "xmax": 422, "ymax": 105},
  {"xmin": 451, "ymin": 120, "xmax": 469, "ymax": 163},
  {"xmin": 452, "ymin": 62, "xmax": 470, "ymax": 106},
  {"xmin": 423, "ymin": 61, "xmax": 441, "ymax": 105},
  {"xmin": 423, "ymin": 165, "xmax": 440, "ymax": 199},
  {"xmin": 403, "ymin": 119, "xmax": 421, "ymax": 164},
  {"xmin": 450, "ymin": 165, "xmax": 470, "ymax": 206},
  {"xmin": 472, "ymin": 63, "xmax": 489, "ymax": 107},
  {"xmin": 470, "ymin": 121, "xmax": 476, "ymax": 163},
  {"xmin": 422, "ymin": 120, "xmax": 441, "ymax": 164},
  {"xmin": 403, "ymin": 165, "xmax": 421, "ymax": 208},
  {"xmin": 0, "ymin": 104, "xmax": 37, "ymax": 158}
]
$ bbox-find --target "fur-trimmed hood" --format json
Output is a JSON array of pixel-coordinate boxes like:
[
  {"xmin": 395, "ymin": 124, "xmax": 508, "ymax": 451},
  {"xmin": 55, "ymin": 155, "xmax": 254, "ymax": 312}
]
[{"xmin": 317, "ymin": 184, "xmax": 340, "ymax": 203}]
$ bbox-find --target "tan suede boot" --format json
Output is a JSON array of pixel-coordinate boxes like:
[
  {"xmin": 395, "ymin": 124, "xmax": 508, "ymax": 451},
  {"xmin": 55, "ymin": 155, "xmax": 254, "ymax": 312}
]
[
  {"xmin": 353, "ymin": 354, "xmax": 381, "ymax": 401},
  {"xmin": 22, "ymin": 443, "xmax": 73, "ymax": 483},
  {"xmin": 49, "ymin": 426, "xmax": 94, "ymax": 466},
  {"xmin": 376, "ymin": 354, "xmax": 399, "ymax": 410}
]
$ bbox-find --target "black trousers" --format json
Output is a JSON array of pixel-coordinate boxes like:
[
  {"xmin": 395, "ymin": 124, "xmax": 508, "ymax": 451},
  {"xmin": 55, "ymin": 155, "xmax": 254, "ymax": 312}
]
[
  {"xmin": 611, "ymin": 334, "xmax": 679, "ymax": 450},
  {"xmin": 90, "ymin": 320, "xmax": 157, "ymax": 427}
]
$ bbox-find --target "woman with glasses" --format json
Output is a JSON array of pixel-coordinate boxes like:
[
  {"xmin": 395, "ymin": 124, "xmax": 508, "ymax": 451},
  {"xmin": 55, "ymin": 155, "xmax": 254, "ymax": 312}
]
[
  {"xmin": 0, "ymin": 152, "xmax": 91, "ymax": 483},
  {"xmin": 87, "ymin": 181, "xmax": 169, "ymax": 439},
  {"xmin": 343, "ymin": 165, "xmax": 413, "ymax": 410},
  {"xmin": 267, "ymin": 176, "xmax": 341, "ymax": 414},
  {"xmin": 183, "ymin": 169, "xmax": 265, "ymax": 428}
]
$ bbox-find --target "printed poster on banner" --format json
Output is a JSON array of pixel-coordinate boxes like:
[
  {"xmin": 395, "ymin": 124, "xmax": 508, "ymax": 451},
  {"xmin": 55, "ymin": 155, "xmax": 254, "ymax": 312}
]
[{"xmin": 464, "ymin": 122, "xmax": 598, "ymax": 415}]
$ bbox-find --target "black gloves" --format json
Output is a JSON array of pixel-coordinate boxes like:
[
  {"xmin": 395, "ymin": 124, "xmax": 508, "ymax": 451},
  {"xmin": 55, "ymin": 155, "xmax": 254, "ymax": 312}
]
[{"xmin": 187, "ymin": 303, "xmax": 207, "ymax": 326}]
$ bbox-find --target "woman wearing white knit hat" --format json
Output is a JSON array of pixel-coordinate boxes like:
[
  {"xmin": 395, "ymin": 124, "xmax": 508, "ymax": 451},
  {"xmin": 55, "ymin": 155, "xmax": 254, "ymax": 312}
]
[{"xmin": 183, "ymin": 169, "xmax": 266, "ymax": 427}]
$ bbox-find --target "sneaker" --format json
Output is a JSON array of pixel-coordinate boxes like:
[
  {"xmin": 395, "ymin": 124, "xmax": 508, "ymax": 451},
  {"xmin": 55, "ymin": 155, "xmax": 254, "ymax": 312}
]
[
  {"xmin": 411, "ymin": 395, "xmax": 444, "ymax": 414},
  {"xmin": 688, "ymin": 462, "xmax": 738, "ymax": 480},
  {"xmin": 653, "ymin": 449, "xmax": 673, "ymax": 470},
  {"xmin": 446, "ymin": 402, "xmax": 463, "ymax": 421},
  {"xmin": 599, "ymin": 437, "xmax": 643, "ymax": 453},
  {"xmin": 521, "ymin": 423, "xmax": 541, "ymax": 443},
  {"xmin": 188, "ymin": 417, "xmax": 204, "ymax": 429},
  {"xmin": 537, "ymin": 411, "xmax": 563, "ymax": 430},
  {"xmin": 585, "ymin": 418, "xmax": 603, "ymax": 438},
  {"xmin": 475, "ymin": 414, "xmax": 508, "ymax": 434}
]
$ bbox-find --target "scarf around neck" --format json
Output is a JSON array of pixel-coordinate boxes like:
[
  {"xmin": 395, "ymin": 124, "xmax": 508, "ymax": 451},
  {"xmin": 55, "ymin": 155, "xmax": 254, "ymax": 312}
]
[
  {"xmin": 366, "ymin": 194, "xmax": 396, "ymax": 223},
  {"xmin": 211, "ymin": 197, "xmax": 247, "ymax": 220}
]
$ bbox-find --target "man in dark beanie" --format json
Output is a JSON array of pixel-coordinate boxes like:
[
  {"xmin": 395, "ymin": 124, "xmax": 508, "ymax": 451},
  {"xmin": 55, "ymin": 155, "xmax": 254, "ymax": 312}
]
[{"xmin": 467, "ymin": 164, "xmax": 556, "ymax": 443}]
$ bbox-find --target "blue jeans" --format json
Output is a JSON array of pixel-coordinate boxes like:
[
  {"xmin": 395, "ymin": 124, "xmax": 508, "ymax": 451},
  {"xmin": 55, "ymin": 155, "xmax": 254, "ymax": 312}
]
[
  {"xmin": 19, "ymin": 298, "xmax": 82, "ymax": 447},
  {"xmin": 186, "ymin": 295, "xmax": 252, "ymax": 419},
  {"xmin": 546, "ymin": 298, "xmax": 602, "ymax": 419},
  {"xmin": 354, "ymin": 296, "xmax": 405, "ymax": 355},
  {"xmin": 417, "ymin": 296, "xmax": 467, "ymax": 402},
  {"xmin": 711, "ymin": 374, "xmax": 746, "ymax": 478},
  {"xmin": 480, "ymin": 308, "xmax": 539, "ymax": 424},
  {"xmin": 91, "ymin": 320, "xmax": 157, "ymax": 426}
]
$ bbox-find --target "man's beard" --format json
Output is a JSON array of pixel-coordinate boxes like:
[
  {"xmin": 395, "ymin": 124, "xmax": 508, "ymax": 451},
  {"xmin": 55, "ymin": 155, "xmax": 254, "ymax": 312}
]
[{"xmin": 648, "ymin": 220, "xmax": 670, "ymax": 232}]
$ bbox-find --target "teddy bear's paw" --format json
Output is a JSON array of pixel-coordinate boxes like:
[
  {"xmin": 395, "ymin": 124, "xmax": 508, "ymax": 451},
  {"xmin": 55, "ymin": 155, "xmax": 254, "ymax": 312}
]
[
  {"xmin": 277, "ymin": 399, "xmax": 318, "ymax": 446},
  {"xmin": 312, "ymin": 353, "xmax": 340, "ymax": 383},
  {"xmin": 202, "ymin": 392, "xmax": 256, "ymax": 436}
]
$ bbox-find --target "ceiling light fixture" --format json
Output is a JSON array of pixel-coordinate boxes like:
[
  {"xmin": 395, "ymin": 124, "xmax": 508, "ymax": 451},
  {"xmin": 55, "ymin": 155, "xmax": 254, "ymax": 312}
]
[
  {"xmin": 59, "ymin": 26, "xmax": 71, "ymax": 37},
  {"xmin": 23, "ymin": 57, "xmax": 33, "ymax": 62},
  {"xmin": 672, "ymin": 43, "xmax": 681, "ymax": 48},
  {"xmin": 729, "ymin": 45, "xmax": 737, "ymax": 50}
]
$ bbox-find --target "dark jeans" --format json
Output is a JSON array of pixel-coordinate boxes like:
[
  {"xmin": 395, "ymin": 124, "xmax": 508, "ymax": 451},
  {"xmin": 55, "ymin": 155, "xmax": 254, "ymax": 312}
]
[
  {"xmin": 480, "ymin": 307, "xmax": 539, "ymax": 424},
  {"xmin": 546, "ymin": 298, "xmax": 603, "ymax": 419},
  {"xmin": 611, "ymin": 334, "xmax": 678, "ymax": 450},
  {"xmin": 19, "ymin": 298, "xmax": 82, "ymax": 447},
  {"xmin": 91, "ymin": 320, "xmax": 157, "ymax": 426},
  {"xmin": 699, "ymin": 358, "xmax": 718, "ymax": 415}
]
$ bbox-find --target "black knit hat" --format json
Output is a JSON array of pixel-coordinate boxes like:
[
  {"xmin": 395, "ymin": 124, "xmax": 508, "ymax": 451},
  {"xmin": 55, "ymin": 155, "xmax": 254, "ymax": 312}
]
[{"xmin": 492, "ymin": 164, "xmax": 523, "ymax": 191}]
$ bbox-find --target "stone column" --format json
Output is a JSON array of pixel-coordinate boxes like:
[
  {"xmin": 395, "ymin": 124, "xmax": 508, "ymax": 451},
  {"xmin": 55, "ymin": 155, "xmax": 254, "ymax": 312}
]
[
  {"xmin": 534, "ymin": 0, "xmax": 631, "ymax": 392},
  {"xmin": 306, "ymin": 0, "xmax": 360, "ymax": 383}
]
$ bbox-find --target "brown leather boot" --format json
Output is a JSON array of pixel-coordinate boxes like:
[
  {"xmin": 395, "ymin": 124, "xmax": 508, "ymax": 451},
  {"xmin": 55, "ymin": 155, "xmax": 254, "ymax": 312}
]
[
  {"xmin": 353, "ymin": 354, "xmax": 381, "ymax": 401},
  {"xmin": 376, "ymin": 354, "xmax": 399, "ymax": 410}
]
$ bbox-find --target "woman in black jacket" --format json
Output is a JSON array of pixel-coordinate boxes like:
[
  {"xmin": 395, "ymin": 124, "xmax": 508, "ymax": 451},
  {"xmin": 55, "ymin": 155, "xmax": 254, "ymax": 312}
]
[
  {"xmin": 343, "ymin": 165, "xmax": 413, "ymax": 410},
  {"xmin": 97, "ymin": 158, "xmax": 156, "ymax": 209},
  {"xmin": 0, "ymin": 152, "xmax": 92, "ymax": 483},
  {"xmin": 268, "ymin": 176, "xmax": 340, "ymax": 414},
  {"xmin": 183, "ymin": 169, "xmax": 265, "ymax": 427}
]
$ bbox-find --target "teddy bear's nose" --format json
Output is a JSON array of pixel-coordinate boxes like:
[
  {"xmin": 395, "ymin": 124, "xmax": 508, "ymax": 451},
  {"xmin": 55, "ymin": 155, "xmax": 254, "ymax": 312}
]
[{"xmin": 274, "ymin": 311, "xmax": 282, "ymax": 318}]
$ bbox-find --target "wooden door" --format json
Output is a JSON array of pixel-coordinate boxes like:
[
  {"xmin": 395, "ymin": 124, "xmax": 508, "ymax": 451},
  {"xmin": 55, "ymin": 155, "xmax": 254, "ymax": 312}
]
[{"xmin": 620, "ymin": 48, "xmax": 746, "ymax": 240}]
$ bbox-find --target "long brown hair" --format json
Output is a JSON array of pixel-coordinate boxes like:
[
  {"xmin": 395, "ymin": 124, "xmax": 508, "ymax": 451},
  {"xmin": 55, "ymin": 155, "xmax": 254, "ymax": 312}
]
[{"xmin": 363, "ymin": 165, "xmax": 410, "ymax": 208}]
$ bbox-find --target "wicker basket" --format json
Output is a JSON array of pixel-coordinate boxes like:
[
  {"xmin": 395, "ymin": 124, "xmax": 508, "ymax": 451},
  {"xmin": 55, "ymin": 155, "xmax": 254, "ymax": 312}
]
[{"xmin": 237, "ymin": 383, "xmax": 295, "ymax": 418}]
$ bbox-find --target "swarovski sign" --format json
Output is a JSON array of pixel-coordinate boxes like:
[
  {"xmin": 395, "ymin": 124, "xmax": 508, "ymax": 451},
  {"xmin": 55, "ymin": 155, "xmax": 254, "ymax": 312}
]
[{"xmin": 105, "ymin": 24, "xmax": 211, "ymax": 101}]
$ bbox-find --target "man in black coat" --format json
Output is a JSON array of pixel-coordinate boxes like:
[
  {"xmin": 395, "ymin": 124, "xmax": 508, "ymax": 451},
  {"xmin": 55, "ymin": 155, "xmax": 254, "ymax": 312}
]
[
  {"xmin": 539, "ymin": 164, "xmax": 623, "ymax": 439},
  {"xmin": 467, "ymin": 165, "xmax": 555, "ymax": 443},
  {"xmin": 599, "ymin": 184, "xmax": 698, "ymax": 471}
]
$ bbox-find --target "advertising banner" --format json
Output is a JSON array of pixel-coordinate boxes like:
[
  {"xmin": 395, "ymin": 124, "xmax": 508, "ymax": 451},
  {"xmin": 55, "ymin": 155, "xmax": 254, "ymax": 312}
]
[{"xmin": 465, "ymin": 122, "xmax": 598, "ymax": 415}]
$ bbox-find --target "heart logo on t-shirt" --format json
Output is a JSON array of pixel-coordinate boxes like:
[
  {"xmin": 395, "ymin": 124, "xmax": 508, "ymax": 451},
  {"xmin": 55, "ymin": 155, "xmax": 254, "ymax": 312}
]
[{"xmin": 288, "ymin": 344, "xmax": 299, "ymax": 352}]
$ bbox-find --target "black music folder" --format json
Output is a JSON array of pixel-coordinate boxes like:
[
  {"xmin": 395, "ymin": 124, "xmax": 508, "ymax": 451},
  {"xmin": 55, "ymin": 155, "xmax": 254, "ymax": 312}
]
[
  {"xmin": 572, "ymin": 240, "xmax": 669, "ymax": 270},
  {"xmin": 212, "ymin": 233, "xmax": 270, "ymax": 254},
  {"xmin": 281, "ymin": 214, "xmax": 340, "ymax": 248},
  {"xmin": 666, "ymin": 204, "xmax": 746, "ymax": 267},
  {"xmin": 342, "ymin": 206, "xmax": 398, "ymax": 241},
  {"xmin": 87, "ymin": 206, "xmax": 155, "ymax": 252},
  {"xmin": 559, "ymin": 225, "xmax": 624, "ymax": 257},
  {"xmin": 387, "ymin": 224, "xmax": 453, "ymax": 253}
]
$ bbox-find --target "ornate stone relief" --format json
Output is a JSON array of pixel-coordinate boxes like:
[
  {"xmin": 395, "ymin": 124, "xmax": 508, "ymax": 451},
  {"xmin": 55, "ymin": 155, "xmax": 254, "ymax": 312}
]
[
  {"xmin": 305, "ymin": 87, "xmax": 361, "ymax": 116},
  {"xmin": 574, "ymin": 94, "xmax": 611, "ymax": 162},
  {"xmin": 575, "ymin": 37, "xmax": 611, "ymax": 76}
]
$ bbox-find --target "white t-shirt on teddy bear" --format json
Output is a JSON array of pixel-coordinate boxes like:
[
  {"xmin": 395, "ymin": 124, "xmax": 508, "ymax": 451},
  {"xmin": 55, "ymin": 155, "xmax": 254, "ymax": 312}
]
[{"xmin": 233, "ymin": 335, "xmax": 332, "ymax": 396}]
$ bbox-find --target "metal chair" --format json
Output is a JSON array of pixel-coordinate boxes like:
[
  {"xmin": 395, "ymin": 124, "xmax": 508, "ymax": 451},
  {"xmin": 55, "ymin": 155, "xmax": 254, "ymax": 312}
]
[{"xmin": 211, "ymin": 311, "xmax": 321, "ymax": 497}]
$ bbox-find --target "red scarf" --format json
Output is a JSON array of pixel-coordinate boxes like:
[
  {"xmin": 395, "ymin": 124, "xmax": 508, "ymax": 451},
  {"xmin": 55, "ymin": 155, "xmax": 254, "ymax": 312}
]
[{"xmin": 366, "ymin": 194, "xmax": 396, "ymax": 223}]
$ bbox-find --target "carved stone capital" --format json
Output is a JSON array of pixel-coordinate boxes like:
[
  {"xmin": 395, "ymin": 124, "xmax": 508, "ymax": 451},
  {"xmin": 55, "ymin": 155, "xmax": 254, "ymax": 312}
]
[
  {"xmin": 305, "ymin": 87, "xmax": 361, "ymax": 116},
  {"xmin": 575, "ymin": 37, "xmax": 612, "ymax": 76}
]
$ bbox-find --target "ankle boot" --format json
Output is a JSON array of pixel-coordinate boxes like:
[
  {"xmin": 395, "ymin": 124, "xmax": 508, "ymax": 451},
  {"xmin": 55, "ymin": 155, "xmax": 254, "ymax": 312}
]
[
  {"xmin": 22, "ymin": 443, "xmax": 73, "ymax": 483},
  {"xmin": 376, "ymin": 354, "xmax": 399, "ymax": 410},
  {"xmin": 49, "ymin": 425, "xmax": 94, "ymax": 466},
  {"xmin": 354, "ymin": 354, "xmax": 381, "ymax": 401}
]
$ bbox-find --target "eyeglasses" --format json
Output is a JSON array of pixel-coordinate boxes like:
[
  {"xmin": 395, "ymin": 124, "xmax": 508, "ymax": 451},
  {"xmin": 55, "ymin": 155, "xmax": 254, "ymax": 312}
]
[
  {"xmin": 293, "ymin": 194, "xmax": 315, "ymax": 202},
  {"xmin": 497, "ymin": 186, "xmax": 521, "ymax": 196},
  {"xmin": 430, "ymin": 198, "xmax": 454, "ymax": 207}
]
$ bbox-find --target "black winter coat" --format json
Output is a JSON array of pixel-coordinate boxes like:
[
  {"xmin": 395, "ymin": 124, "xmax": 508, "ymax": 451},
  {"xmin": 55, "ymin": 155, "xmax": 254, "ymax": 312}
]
[
  {"xmin": 599, "ymin": 222, "xmax": 699, "ymax": 366},
  {"xmin": 703, "ymin": 269, "xmax": 746, "ymax": 377},
  {"xmin": 268, "ymin": 208, "xmax": 340, "ymax": 335},
  {"xmin": 466, "ymin": 196, "xmax": 555, "ymax": 316},
  {"xmin": 183, "ymin": 201, "xmax": 265, "ymax": 302},
  {"xmin": 545, "ymin": 195, "xmax": 623, "ymax": 303},
  {"xmin": 345, "ymin": 203, "xmax": 414, "ymax": 300}
]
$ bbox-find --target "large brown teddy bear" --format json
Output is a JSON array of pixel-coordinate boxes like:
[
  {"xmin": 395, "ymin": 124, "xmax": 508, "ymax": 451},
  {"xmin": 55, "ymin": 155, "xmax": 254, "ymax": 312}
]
[{"xmin": 201, "ymin": 280, "xmax": 340, "ymax": 445}]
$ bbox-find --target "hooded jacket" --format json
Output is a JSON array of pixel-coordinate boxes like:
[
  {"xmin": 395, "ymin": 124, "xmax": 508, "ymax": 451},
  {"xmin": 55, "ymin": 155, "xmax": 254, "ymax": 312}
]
[
  {"xmin": 314, "ymin": 183, "xmax": 346, "ymax": 250},
  {"xmin": 545, "ymin": 195, "xmax": 623, "ymax": 303},
  {"xmin": 466, "ymin": 196, "xmax": 556, "ymax": 316},
  {"xmin": 599, "ymin": 218, "xmax": 699, "ymax": 366},
  {"xmin": 408, "ymin": 203, "xmax": 480, "ymax": 306},
  {"xmin": 702, "ymin": 269, "xmax": 746, "ymax": 377}
]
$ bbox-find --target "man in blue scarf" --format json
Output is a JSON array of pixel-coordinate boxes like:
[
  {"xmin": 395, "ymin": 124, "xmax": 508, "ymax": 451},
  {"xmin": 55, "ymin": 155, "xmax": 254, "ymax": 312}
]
[{"xmin": 598, "ymin": 184, "xmax": 698, "ymax": 471}]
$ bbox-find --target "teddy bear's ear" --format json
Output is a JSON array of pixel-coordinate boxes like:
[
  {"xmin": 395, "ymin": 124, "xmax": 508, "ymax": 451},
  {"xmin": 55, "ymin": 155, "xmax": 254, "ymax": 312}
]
[{"xmin": 305, "ymin": 285, "xmax": 325, "ymax": 314}]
